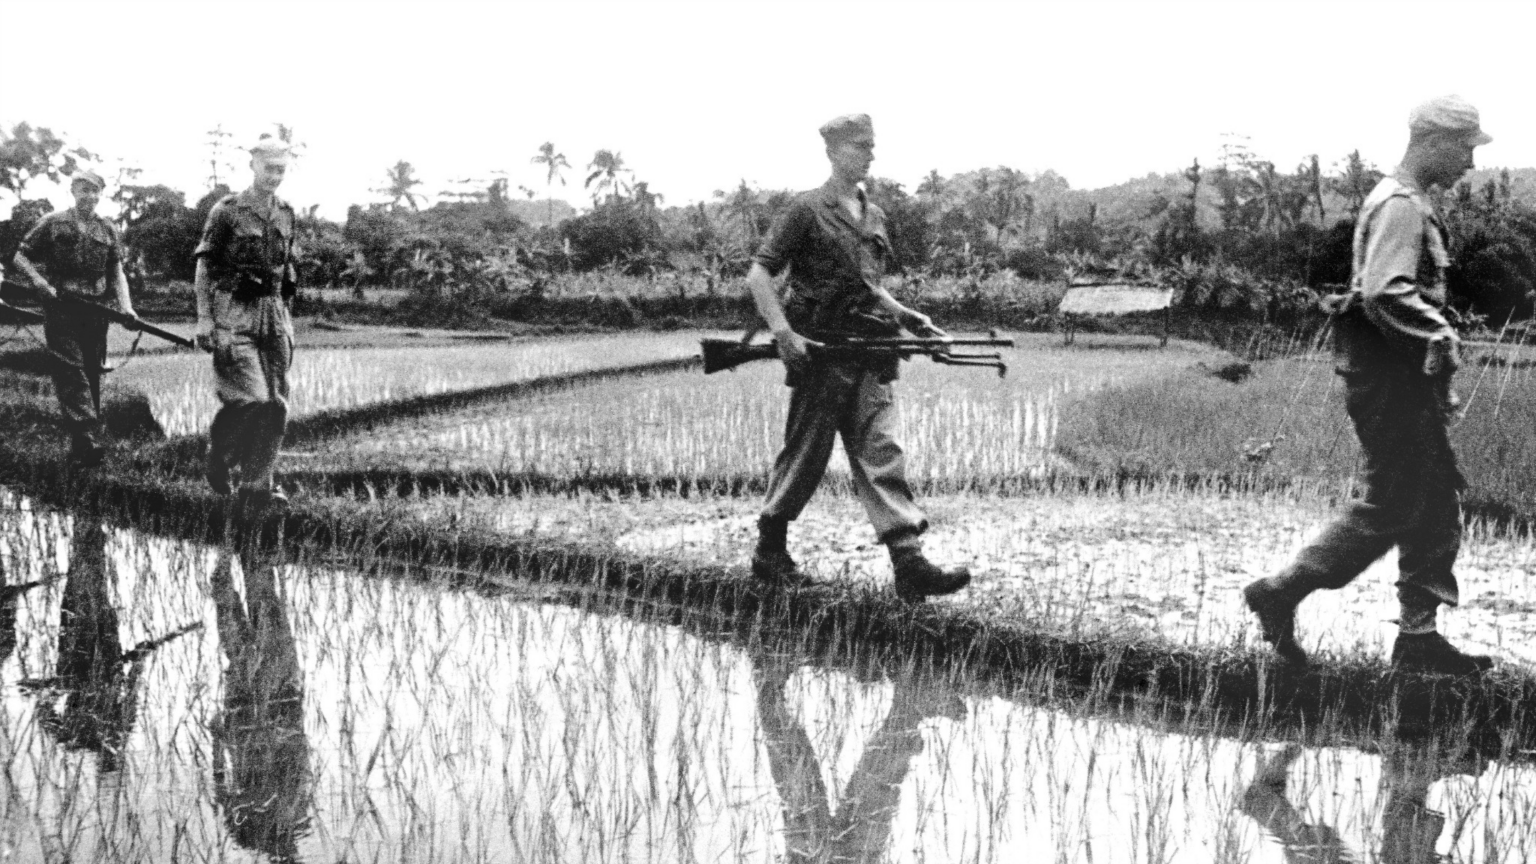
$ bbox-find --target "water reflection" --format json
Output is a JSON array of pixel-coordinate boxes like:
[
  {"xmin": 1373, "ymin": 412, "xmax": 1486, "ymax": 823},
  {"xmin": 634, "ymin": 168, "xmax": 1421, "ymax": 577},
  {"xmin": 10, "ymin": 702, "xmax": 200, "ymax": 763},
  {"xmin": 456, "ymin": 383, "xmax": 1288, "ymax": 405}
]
[
  {"xmin": 1242, "ymin": 733, "xmax": 1493, "ymax": 863},
  {"xmin": 24, "ymin": 517, "xmax": 198, "ymax": 771},
  {"xmin": 752, "ymin": 651, "xmax": 967, "ymax": 863},
  {"xmin": 1, "ymin": 559, "xmax": 48, "ymax": 666},
  {"xmin": 209, "ymin": 543, "xmax": 314, "ymax": 862}
]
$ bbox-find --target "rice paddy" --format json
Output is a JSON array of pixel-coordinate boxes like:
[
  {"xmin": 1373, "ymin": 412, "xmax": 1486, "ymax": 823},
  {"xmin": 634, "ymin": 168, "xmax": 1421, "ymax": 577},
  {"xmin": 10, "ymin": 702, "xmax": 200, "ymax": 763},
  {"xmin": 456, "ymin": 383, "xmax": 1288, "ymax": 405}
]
[
  {"xmin": 2, "ymin": 502, "xmax": 1531, "ymax": 864},
  {"xmin": 2, "ymin": 325, "xmax": 1534, "ymax": 863}
]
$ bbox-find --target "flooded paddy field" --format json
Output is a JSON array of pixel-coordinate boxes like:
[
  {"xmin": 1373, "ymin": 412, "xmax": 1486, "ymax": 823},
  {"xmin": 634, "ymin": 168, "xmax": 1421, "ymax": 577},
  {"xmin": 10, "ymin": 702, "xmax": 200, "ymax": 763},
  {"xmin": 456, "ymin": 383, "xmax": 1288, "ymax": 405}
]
[
  {"xmin": 3, "ymin": 328, "xmax": 1534, "ymax": 863},
  {"xmin": 3, "ymin": 499, "xmax": 1532, "ymax": 864}
]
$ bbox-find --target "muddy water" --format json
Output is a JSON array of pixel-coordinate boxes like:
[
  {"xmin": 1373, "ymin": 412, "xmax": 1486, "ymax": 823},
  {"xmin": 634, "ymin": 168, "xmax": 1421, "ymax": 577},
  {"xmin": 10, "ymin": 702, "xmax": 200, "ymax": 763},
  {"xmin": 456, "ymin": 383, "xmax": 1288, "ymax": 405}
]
[{"xmin": 1, "ymin": 498, "xmax": 1531, "ymax": 864}]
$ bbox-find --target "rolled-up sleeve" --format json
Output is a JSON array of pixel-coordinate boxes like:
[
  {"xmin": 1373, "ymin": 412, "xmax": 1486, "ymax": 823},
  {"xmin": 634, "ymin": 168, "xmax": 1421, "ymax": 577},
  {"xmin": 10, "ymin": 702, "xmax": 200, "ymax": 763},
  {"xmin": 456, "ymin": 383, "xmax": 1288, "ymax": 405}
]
[
  {"xmin": 753, "ymin": 201, "xmax": 810, "ymax": 277},
  {"xmin": 1359, "ymin": 197, "xmax": 1453, "ymax": 347},
  {"xmin": 194, "ymin": 202, "xmax": 232, "ymax": 260}
]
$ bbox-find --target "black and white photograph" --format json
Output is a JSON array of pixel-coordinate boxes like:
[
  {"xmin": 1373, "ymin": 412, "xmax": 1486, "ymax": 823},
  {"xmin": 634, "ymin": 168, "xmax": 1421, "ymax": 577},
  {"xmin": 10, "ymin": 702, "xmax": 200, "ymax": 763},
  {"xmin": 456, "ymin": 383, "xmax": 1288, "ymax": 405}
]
[{"xmin": 1, "ymin": 1, "xmax": 1533, "ymax": 861}]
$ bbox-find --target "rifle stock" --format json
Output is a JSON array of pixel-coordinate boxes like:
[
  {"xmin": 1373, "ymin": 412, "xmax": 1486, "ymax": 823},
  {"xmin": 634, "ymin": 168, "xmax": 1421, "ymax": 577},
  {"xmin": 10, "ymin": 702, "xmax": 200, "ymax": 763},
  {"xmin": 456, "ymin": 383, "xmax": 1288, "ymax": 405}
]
[{"xmin": 701, "ymin": 338, "xmax": 779, "ymax": 374}]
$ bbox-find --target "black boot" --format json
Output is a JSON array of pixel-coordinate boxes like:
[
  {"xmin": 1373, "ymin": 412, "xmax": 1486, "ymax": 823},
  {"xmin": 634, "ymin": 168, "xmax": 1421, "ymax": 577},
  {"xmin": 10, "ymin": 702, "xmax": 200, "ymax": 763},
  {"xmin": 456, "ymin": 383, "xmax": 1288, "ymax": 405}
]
[
  {"xmin": 1391, "ymin": 632, "xmax": 1494, "ymax": 676},
  {"xmin": 890, "ymin": 540, "xmax": 969, "ymax": 603},
  {"xmin": 1243, "ymin": 577, "xmax": 1310, "ymax": 667},
  {"xmin": 751, "ymin": 516, "xmax": 808, "ymax": 586}
]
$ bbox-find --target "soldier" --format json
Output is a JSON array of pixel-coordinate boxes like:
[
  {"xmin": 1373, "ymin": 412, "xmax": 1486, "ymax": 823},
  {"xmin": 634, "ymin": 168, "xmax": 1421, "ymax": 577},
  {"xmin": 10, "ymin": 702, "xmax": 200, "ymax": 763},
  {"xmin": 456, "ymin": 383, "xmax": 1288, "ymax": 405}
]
[
  {"xmin": 746, "ymin": 113, "xmax": 970, "ymax": 602},
  {"xmin": 12, "ymin": 169, "xmax": 137, "ymax": 467},
  {"xmin": 194, "ymin": 135, "xmax": 298, "ymax": 511},
  {"xmin": 1244, "ymin": 95, "xmax": 1495, "ymax": 675}
]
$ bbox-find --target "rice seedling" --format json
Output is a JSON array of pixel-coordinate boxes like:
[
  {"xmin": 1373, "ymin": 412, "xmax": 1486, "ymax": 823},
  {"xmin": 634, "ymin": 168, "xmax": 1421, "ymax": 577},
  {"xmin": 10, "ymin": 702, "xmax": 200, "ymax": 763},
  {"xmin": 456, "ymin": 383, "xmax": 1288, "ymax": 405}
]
[
  {"xmin": 1, "ymin": 498, "xmax": 1530, "ymax": 864},
  {"xmin": 111, "ymin": 332, "xmax": 709, "ymax": 438}
]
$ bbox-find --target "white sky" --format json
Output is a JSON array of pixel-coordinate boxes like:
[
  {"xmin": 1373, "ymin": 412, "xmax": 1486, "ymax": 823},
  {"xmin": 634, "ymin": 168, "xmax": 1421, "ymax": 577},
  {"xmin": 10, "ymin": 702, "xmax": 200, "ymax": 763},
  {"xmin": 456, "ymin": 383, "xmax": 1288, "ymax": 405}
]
[{"xmin": 3, "ymin": 0, "xmax": 1533, "ymax": 220}]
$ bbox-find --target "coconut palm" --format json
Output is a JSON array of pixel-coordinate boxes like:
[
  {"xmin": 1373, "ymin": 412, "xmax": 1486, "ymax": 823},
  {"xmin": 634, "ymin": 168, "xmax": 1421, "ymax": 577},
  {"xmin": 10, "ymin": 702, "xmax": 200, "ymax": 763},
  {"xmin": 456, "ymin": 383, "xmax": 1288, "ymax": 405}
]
[
  {"xmin": 530, "ymin": 142, "xmax": 570, "ymax": 225},
  {"xmin": 584, "ymin": 149, "xmax": 632, "ymax": 205},
  {"xmin": 377, "ymin": 160, "xmax": 424, "ymax": 212}
]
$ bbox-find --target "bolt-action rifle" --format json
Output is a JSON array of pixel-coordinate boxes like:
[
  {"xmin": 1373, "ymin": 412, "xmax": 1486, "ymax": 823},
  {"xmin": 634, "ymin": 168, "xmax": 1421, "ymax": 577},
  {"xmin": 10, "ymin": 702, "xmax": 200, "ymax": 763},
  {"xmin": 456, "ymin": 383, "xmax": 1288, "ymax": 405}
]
[
  {"xmin": 0, "ymin": 280, "xmax": 194, "ymax": 349},
  {"xmin": 701, "ymin": 327, "xmax": 1015, "ymax": 377}
]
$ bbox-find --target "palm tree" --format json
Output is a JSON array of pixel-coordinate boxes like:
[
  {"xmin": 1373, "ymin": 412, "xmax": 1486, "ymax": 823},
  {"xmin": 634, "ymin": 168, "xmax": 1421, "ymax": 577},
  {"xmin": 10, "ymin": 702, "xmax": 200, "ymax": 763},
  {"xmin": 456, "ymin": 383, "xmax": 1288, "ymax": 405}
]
[
  {"xmin": 377, "ymin": 160, "xmax": 424, "ymax": 212},
  {"xmin": 530, "ymin": 142, "xmax": 569, "ymax": 225},
  {"xmin": 632, "ymin": 181, "xmax": 663, "ymax": 218},
  {"xmin": 719, "ymin": 180, "xmax": 763, "ymax": 245},
  {"xmin": 584, "ymin": 149, "xmax": 631, "ymax": 205}
]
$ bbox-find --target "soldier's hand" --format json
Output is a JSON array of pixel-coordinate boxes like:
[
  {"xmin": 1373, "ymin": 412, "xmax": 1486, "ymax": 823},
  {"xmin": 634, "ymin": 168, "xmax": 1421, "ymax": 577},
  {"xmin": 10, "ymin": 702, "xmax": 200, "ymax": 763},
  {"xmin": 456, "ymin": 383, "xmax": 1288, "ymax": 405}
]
[
  {"xmin": 195, "ymin": 325, "xmax": 218, "ymax": 353},
  {"xmin": 774, "ymin": 329, "xmax": 819, "ymax": 374},
  {"xmin": 36, "ymin": 282, "xmax": 59, "ymax": 304},
  {"xmin": 898, "ymin": 307, "xmax": 946, "ymax": 338}
]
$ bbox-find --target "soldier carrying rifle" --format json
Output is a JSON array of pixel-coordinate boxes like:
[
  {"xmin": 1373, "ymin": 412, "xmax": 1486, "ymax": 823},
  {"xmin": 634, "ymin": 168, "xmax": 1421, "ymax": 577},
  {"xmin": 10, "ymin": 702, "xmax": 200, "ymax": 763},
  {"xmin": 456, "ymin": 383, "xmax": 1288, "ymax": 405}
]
[
  {"xmin": 194, "ymin": 135, "xmax": 299, "ymax": 512},
  {"xmin": 745, "ymin": 113, "xmax": 970, "ymax": 602},
  {"xmin": 11, "ymin": 169, "xmax": 137, "ymax": 468}
]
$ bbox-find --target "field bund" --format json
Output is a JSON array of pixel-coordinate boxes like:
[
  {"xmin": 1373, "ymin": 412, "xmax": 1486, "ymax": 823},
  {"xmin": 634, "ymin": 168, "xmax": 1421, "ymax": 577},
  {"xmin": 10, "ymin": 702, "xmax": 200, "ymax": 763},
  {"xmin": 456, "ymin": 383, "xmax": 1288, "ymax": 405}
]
[{"xmin": 1, "ymin": 328, "xmax": 1534, "ymax": 862}]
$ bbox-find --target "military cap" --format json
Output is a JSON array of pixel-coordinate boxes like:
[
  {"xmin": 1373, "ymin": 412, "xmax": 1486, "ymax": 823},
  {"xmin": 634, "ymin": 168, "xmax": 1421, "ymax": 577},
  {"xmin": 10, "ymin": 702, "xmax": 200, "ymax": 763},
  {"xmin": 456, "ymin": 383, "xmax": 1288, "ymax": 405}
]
[
  {"xmin": 819, "ymin": 113, "xmax": 874, "ymax": 144},
  {"xmin": 70, "ymin": 169, "xmax": 106, "ymax": 191},
  {"xmin": 1409, "ymin": 95, "xmax": 1492, "ymax": 145},
  {"xmin": 248, "ymin": 134, "xmax": 293, "ymax": 158}
]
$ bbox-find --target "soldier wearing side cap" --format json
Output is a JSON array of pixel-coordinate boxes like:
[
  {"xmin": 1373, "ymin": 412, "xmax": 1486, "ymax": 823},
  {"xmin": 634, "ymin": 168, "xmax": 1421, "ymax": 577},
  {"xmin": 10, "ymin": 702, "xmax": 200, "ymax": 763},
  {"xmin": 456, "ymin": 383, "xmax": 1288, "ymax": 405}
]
[
  {"xmin": 12, "ymin": 169, "xmax": 137, "ymax": 467},
  {"xmin": 193, "ymin": 135, "xmax": 298, "ymax": 511},
  {"xmin": 745, "ymin": 113, "xmax": 970, "ymax": 602},
  {"xmin": 1245, "ymin": 95, "xmax": 1496, "ymax": 676}
]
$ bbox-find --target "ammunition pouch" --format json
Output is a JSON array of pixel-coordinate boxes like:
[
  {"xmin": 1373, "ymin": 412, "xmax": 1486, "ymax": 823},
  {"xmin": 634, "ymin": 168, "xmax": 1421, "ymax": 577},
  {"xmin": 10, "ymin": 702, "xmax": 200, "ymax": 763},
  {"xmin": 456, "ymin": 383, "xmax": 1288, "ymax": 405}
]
[{"xmin": 229, "ymin": 274, "xmax": 276, "ymax": 304}]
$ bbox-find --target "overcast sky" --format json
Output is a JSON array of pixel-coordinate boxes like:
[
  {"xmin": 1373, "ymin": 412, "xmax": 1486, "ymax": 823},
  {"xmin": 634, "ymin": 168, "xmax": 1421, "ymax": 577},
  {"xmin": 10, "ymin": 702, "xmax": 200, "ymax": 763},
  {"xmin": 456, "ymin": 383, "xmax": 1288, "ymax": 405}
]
[{"xmin": 4, "ymin": 0, "xmax": 1533, "ymax": 219}]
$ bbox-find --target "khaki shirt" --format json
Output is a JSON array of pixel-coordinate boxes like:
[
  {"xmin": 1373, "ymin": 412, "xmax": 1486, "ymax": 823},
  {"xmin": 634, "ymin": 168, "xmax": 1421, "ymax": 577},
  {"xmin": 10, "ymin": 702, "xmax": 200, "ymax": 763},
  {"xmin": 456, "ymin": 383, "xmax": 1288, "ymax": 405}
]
[
  {"xmin": 1335, "ymin": 172, "xmax": 1456, "ymax": 371},
  {"xmin": 754, "ymin": 181, "xmax": 892, "ymax": 337},
  {"xmin": 18, "ymin": 209, "xmax": 123, "ymax": 298},
  {"xmin": 194, "ymin": 188, "xmax": 298, "ymax": 296}
]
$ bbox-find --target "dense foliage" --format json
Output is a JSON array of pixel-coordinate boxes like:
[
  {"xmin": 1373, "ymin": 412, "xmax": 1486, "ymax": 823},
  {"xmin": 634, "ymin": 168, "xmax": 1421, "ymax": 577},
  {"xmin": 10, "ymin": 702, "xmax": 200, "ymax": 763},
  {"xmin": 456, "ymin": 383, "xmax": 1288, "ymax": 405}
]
[{"xmin": 2, "ymin": 123, "xmax": 1532, "ymax": 327}]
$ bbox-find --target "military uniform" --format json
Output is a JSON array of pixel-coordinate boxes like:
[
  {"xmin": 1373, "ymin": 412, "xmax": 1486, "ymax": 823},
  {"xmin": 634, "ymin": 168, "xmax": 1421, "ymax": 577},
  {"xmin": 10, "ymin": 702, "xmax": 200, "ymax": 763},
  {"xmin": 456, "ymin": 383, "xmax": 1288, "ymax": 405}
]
[
  {"xmin": 754, "ymin": 180, "xmax": 927, "ymax": 543},
  {"xmin": 194, "ymin": 187, "xmax": 297, "ymax": 497},
  {"xmin": 18, "ymin": 207, "xmax": 124, "ymax": 459},
  {"xmin": 1291, "ymin": 172, "xmax": 1464, "ymax": 609}
]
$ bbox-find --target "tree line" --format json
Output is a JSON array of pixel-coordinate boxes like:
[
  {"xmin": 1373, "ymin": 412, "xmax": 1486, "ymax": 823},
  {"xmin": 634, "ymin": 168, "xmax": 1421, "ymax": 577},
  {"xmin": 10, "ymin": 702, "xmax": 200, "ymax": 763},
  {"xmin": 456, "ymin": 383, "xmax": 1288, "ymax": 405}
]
[{"xmin": 2, "ymin": 123, "xmax": 1532, "ymax": 327}]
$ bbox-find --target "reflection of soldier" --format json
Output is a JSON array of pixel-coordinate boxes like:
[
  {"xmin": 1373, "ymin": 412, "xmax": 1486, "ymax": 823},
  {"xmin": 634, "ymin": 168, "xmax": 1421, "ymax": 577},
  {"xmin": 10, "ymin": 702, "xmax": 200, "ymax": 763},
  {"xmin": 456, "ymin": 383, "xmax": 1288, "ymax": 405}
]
[
  {"xmin": 745, "ymin": 113, "xmax": 968, "ymax": 602},
  {"xmin": 194, "ymin": 135, "xmax": 298, "ymax": 512},
  {"xmin": 11, "ymin": 170, "xmax": 138, "ymax": 467},
  {"xmin": 27, "ymin": 517, "xmax": 197, "ymax": 771},
  {"xmin": 1245, "ymin": 96, "xmax": 1496, "ymax": 675},
  {"xmin": 209, "ymin": 545, "xmax": 312, "ymax": 862},
  {"xmin": 1241, "ymin": 739, "xmax": 1489, "ymax": 864},
  {"xmin": 1, "ymin": 565, "xmax": 49, "ymax": 667},
  {"xmin": 752, "ymin": 653, "xmax": 966, "ymax": 862}
]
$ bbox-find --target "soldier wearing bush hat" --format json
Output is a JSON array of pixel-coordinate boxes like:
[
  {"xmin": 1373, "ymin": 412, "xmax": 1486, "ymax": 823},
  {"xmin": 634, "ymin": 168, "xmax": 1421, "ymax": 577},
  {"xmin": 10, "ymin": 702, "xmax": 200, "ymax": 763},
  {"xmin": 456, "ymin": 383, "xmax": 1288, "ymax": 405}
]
[
  {"xmin": 12, "ymin": 167, "xmax": 137, "ymax": 467},
  {"xmin": 742, "ymin": 113, "xmax": 971, "ymax": 602},
  {"xmin": 1244, "ymin": 95, "xmax": 1496, "ymax": 676},
  {"xmin": 193, "ymin": 133, "xmax": 298, "ymax": 512}
]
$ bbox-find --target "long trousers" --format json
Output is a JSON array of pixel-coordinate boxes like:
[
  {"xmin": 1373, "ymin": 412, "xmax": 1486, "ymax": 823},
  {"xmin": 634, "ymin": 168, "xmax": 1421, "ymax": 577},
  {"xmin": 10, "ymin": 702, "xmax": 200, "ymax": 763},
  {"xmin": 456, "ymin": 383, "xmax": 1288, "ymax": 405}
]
[
  {"xmin": 1285, "ymin": 365, "xmax": 1463, "ymax": 607},
  {"xmin": 44, "ymin": 312, "xmax": 108, "ymax": 448},
  {"xmin": 760, "ymin": 363, "xmax": 926, "ymax": 542},
  {"xmin": 209, "ymin": 295, "xmax": 293, "ymax": 491}
]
